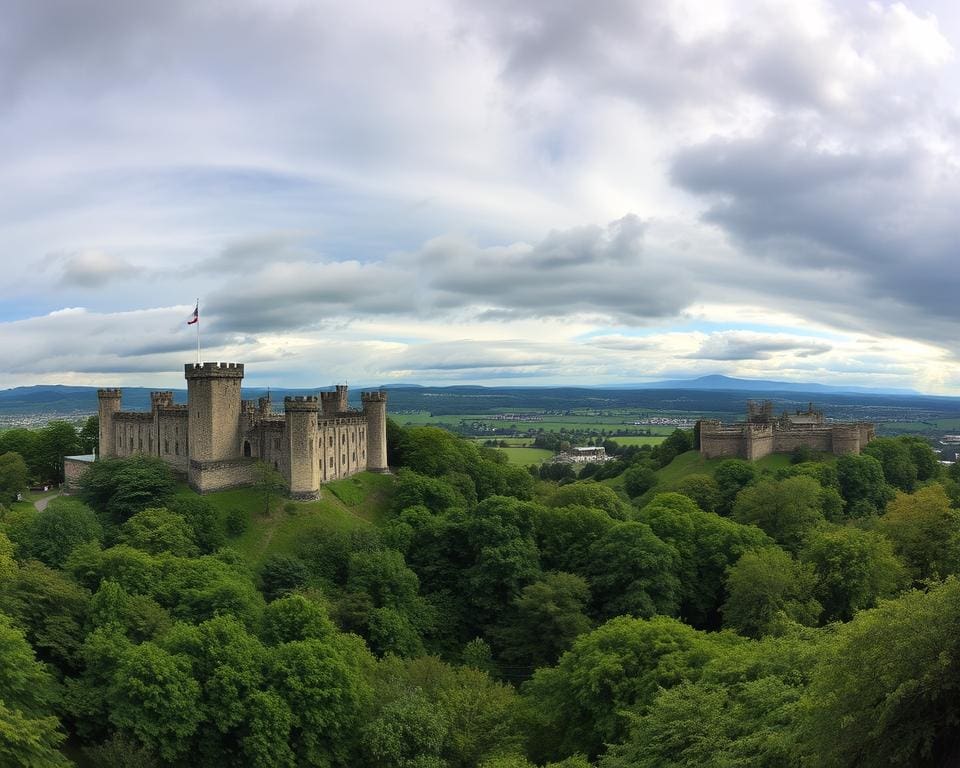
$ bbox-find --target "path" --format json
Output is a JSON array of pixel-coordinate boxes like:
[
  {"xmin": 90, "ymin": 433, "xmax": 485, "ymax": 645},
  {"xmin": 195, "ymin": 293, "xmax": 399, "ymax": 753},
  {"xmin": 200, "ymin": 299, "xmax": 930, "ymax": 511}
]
[{"xmin": 33, "ymin": 492, "xmax": 58, "ymax": 512}]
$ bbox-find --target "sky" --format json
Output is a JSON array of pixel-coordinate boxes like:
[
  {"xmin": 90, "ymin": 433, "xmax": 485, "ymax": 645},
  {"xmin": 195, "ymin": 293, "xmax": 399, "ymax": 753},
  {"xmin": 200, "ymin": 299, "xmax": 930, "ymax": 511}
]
[{"xmin": 3, "ymin": 0, "xmax": 960, "ymax": 392}]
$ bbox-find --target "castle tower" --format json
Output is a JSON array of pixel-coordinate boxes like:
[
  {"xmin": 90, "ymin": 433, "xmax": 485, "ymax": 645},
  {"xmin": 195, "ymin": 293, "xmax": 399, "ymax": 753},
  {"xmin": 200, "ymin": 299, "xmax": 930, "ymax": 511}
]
[
  {"xmin": 336, "ymin": 384, "xmax": 348, "ymax": 412},
  {"xmin": 150, "ymin": 391, "xmax": 174, "ymax": 411},
  {"xmin": 284, "ymin": 396, "xmax": 320, "ymax": 499},
  {"xmin": 320, "ymin": 390, "xmax": 339, "ymax": 417},
  {"xmin": 97, "ymin": 388, "xmax": 122, "ymax": 458},
  {"xmin": 362, "ymin": 390, "xmax": 389, "ymax": 472},
  {"xmin": 184, "ymin": 362, "xmax": 244, "ymax": 463}
]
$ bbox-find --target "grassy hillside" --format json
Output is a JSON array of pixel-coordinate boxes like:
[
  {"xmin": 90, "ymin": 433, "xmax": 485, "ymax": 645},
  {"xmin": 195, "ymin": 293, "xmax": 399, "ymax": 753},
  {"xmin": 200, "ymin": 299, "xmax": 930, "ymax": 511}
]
[{"xmin": 175, "ymin": 471, "xmax": 395, "ymax": 569}]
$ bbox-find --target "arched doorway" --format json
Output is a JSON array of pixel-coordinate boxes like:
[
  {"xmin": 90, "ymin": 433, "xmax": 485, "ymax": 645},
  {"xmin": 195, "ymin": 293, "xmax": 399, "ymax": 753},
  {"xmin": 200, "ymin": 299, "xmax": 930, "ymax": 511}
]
[{"xmin": 243, "ymin": 440, "xmax": 251, "ymax": 458}]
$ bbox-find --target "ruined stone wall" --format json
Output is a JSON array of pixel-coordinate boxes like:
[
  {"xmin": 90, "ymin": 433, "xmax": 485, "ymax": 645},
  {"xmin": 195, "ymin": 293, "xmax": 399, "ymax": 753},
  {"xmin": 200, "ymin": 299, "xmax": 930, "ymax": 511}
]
[
  {"xmin": 63, "ymin": 457, "xmax": 93, "ymax": 492},
  {"xmin": 699, "ymin": 422, "xmax": 749, "ymax": 459}
]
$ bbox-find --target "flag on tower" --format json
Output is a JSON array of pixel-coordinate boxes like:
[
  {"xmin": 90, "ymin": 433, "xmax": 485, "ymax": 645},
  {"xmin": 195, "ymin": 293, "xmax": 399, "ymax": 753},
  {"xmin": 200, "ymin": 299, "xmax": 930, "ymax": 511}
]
[{"xmin": 187, "ymin": 302, "xmax": 199, "ymax": 325}]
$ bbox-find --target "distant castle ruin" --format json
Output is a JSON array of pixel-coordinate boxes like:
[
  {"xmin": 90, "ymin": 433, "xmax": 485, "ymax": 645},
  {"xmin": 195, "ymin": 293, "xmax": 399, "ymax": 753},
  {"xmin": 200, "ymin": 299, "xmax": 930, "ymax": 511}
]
[
  {"xmin": 697, "ymin": 401, "xmax": 875, "ymax": 460},
  {"xmin": 94, "ymin": 362, "xmax": 388, "ymax": 498}
]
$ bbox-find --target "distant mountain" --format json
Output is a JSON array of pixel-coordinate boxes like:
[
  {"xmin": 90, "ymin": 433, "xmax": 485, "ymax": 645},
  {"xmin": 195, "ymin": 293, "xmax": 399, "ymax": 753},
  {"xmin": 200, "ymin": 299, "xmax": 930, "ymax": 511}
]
[{"xmin": 617, "ymin": 374, "xmax": 920, "ymax": 397}]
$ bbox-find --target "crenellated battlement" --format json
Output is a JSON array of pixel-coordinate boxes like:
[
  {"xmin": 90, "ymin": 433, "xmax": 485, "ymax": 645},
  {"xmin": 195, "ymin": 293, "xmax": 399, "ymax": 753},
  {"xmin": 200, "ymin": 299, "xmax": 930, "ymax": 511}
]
[
  {"xmin": 184, "ymin": 362, "xmax": 244, "ymax": 379},
  {"xmin": 361, "ymin": 390, "xmax": 387, "ymax": 402},
  {"xmin": 98, "ymin": 388, "xmax": 122, "ymax": 398},
  {"xmin": 284, "ymin": 395, "xmax": 319, "ymax": 411}
]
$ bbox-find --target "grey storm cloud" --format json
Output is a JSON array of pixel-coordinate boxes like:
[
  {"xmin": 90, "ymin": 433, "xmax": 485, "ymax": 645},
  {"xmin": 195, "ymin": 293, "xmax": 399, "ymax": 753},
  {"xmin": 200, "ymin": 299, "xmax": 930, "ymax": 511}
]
[
  {"xmin": 46, "ymin": 251, "xmax": 138, "ymax": 288},
  {"xmin": 204, "ymin": 215, "xmax": 693, "ymax": 332},
  {"xmin": 685, "ymin": 333, "xmax": 832, "ymax": 361}
]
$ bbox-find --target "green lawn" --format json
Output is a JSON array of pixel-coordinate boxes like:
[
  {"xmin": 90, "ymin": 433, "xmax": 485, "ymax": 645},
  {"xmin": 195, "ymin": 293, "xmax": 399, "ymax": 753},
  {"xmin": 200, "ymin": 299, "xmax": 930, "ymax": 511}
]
[
  {"xmin": 497, "ymin": 447, "xmax": 555, "ymax": 466},
  {"xmin": 608, "ymin": 435, "xmax": 667, "ymax": 446}
]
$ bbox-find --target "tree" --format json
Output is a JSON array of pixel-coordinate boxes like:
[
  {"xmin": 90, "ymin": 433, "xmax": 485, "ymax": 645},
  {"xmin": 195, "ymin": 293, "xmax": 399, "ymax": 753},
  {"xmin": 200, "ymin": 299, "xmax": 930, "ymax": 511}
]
[
  {"xmin": 121, "ymin": 507, "xmax": 199, "ymax": 557},
  {"xmin": 546, "ymin": 483, "xmax": 629, "ymax": 519},
  {"xmin": 0, "ymin": 614, "xmax": 71, "ymax": 768},
  {"xmin": 801, "ymin": 525, "xmax": 908, "ymax": 622},
  {"xmin": 259, "ymin": 554, "xmax": 310, "ymax": 602},
  {"xmin": 0, "ymin": 451, "xmax": 29, "ymax": 503},
  {"xmin": 722, "ymin": 548, "xmax": 821, "ymax": 637},
  {"xmin": 863, "ymin": 438, "xmax": 918, "ymax": 492},
  {"xmin": 900, "ymin": 436, "xmax": 939, "ymax": 481},
  {"xmin": 639, "ymin": 492, "xmax": 771, "ymax": 628},
  {"xmin": 670, "ymin": 473, "xmax": 720, "ymax": 514},
  {"xmin": 798, "ymin": 578, "xmax": 960, "ymax": 766},
  {"xmin": 713, "ymin": 460, "xmax": 756, "ymax": 516},
  {"xmin": 262, "ymin": 594, "xmax": 335, "ymax": 645},
  {"xmin": 35, "ymin": 420, "xmax": 80, "ymax": 482},
  {"xmin": 732, "ymin": 476, "xmax": 825, "ymax": 552},
  {"xmin": 16, "ymin": 496, "xmax": 101, "ymax": 567},
  {"xmin": 496, "ymin": 572, "xmax": 592, "ymax": 670},
  {"xmin": 535, "ymin": 504, "xmax": 616, "ymax": 577},
  {"xmin": 657, "ymin": 429, "xmax": 693, "ymax": 467},
  {"xmin": 78, "ymin": 415, "xmax": 99, "ymax": 455},
  {"xmin": 878, "ymin": 484, "xmax": 960, "ymax": 580},
  {"xmin": 254, "ymin": 460, "xmax": 287, "ymax": 515},
  {"xmin": 79, "ymin": 455, "xmax": 176, "ymax": 523},
  {"xmin": 623, "ymin": 465, "xmax": 657, "ymax": 499},
  {"xmin": 522, "ymin": 615, "xmax": 731, "ymax": 761},
  {"xmin": 107, "ymin": 642, "xmax": 203, "ymax": 762},
  {"xmin": 588, "ymin": 521, "xmax": 681, "ymax": 620},
  {"xmin": 836, "ymin": 453, "xmax": 892, "ymax": 515},
  {"xmin": 166, "ymin": 496, "xmax": 225, "ymax": 553}
]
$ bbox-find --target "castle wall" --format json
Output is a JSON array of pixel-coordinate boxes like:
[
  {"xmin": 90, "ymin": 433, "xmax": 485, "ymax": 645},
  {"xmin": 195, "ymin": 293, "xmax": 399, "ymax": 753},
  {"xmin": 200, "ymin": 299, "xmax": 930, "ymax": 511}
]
[
  {"xmin": 698, "ymin": 421, "xmax": 749, "ymax": 459},
  {"xmin": 831, "ymin": 425, "xmax": 861, "ymax": 456},
  {"xmin": 113, "ymin": 412, "xmax": 155, "ymax": 457},
  {"xmin": 772, "ymin": 429, "xmax": 833, "ymax": 454},
  {"xmin": 157, "ymin": 409, "xmax": 189, "ymax": 473},
  {"xmin": 745, "ymin": 425, "xmax": 774, "ymax": 460},
  {"xmin": 285, "ymin": 397, "xmax": 320, "ymax": 499},
  {"xmin": 319, "ymin": 417, "xmax": 366, "ymax": 482},
  {"xmin": 188, "ymin": 458, "xmax": 256, "ymax": 493}
]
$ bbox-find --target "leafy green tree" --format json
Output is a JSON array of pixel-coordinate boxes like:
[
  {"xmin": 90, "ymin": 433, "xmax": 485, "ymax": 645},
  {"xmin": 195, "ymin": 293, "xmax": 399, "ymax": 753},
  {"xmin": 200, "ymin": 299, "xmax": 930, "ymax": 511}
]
[
  {"xmin": 722, "ymin": 548, "xmax": 821, "ymax": 637},
  {"xmin": 0, "ymin": 558, "xmax": 91, "ymax": 672},
  {"xmin": 259, "ymin": 553, "xmax": 310, "ymax": 601},
  {"xmin": 900, "ymin": 436, "xmax": 939, "ymax": 481},
  {"xmin": 121, "ymin": 507, "xmax": 199, "ymax": 557},
  {"xmin": 0, "ymin": 451, "xmax": 29, "ymax": 503},
  {"xmin": 535, "ymin": 504, "xmax": 616, "ymax": 577},
  {"xmin": 35, "ymin": 420, "xmax": 80, "ymax": 482},
  {"xmin": 496, "ymin": 571, "xmax": 591, "ymax": 670},
  {"xmin": 78, "ymin": 414, "xmax": 100, "ymax": 455},
  {"xmin": 15, "ymin": 496, "xmax": 101, "ymax": 567},
  {"xmin": 88, "ymin": 580, "xmax": 171, "ymax": 642},
  {"xmin": 166, "ymin": 496, "xmax": 225, "ymax": 553},
  {"xmin": 639, "ymin": 492, "xmax": 771, "ymax": 627},
  {"xmin": 79, "ymin": 455, "xmax": 176, "ymax": 523},
  {"xmin": 392, "ymin": 469, "xmax": 464, "ymax": 515},
  {"xmin": 262, "ymin": 593, "xmax": 335, "ymax": 644},
  {"xmin": 670, "ymin": 473, "xmax": 720, "ymax": 513},
  {"xmin": 798, "ymin": 577, "xmax": 960, "ymax": 766},
  {"xmin": 732, "ymin": 475, "xmax": 825, "ymax": 552},
  {"xmin": 0, "ymin": 613, "xmax": 71, "ymax": 768},
  {"xmin": 588, "ymin": 521, "xmax": 681, "ymax": 620},
  {"xmin": 522, "ymin": 615, "xmax": 733, "ymax": 761},
  {"xmin": 107, "ymin": 642, "xmax": 203, "ymax": 762},
  {"xmin": 878, "ymin": 484, "xmax": 960, "ymax": 580},
  {"xmin": 801, "ymin": 525, "xmax": 908, "ymax": 621},
  {"xmin": 713, "ymin": 459, "xmax": 756, "ymax": 515},
  {"xmin": 240, "ymin": 690, "xmax": 296, "ymax": 768},
  {"xmin": 623, "ymin": 465, "xmax": 657, "ymax": 499},
  {"xmin": 864, "ymin": 437, "xmax": 919, "ymax": 492},
  {"xmin": 224, "ymin": 507, "xmax": 249, "ymax": 536},
  {"xmin": 361, "ymin": 691, "xmax": 447, "ymax": 768},
  {"xmin": 546, "ymin": 483, "xmax": 629, "ymax": 519},
  {"xmin": 657, "ymin": 429, "xmax": 693, "ymax": 467},
  {"xmin": 0, "ymin": 429, "xmax": 40, "ymax": 478},
  {"xmin": 836, "ymin": 453, "xmax": 893, "ymax": 515}
]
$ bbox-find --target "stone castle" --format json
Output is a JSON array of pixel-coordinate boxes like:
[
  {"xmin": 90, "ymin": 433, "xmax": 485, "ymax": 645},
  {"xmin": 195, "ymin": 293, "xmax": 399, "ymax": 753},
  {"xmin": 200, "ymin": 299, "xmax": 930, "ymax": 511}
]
[
  {"xmin": 697, "ymin": 400, "xmax": 875, "ymax": 460},
  {"xmin": 96, "ymin": 362, "xmax": 388, "ymax": 498}
]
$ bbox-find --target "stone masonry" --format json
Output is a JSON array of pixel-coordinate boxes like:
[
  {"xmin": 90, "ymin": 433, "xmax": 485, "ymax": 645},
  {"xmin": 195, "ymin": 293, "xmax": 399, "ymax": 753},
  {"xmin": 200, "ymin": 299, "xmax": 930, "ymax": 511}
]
[{"xmin": 97, "ymin": 361, "xmax": 389, "ymax": 497}]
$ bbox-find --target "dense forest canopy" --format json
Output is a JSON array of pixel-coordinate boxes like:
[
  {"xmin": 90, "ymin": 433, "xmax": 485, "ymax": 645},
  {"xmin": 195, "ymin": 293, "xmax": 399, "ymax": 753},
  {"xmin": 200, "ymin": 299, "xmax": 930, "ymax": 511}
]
[{"xmin": 1, "ymin": 419, "xmax": 959, "ymax": 766}]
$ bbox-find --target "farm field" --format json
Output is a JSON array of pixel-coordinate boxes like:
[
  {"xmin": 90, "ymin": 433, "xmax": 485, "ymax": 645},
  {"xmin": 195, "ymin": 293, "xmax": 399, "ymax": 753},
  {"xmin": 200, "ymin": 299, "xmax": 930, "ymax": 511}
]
[{"xmin": 497, "ymin": 447, "xmax": 555, "ymax": 465}]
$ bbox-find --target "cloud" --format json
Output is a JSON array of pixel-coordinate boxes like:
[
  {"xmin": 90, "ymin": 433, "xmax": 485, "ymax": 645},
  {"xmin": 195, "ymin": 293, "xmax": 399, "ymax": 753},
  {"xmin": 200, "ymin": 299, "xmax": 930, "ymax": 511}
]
[
  {"xmin": 684, "ymin": 332, "xmax": 832, "ymax": 361},
  {"xmin": 46, "ymin": 250, "xmax": 138, "ymax": 288}
]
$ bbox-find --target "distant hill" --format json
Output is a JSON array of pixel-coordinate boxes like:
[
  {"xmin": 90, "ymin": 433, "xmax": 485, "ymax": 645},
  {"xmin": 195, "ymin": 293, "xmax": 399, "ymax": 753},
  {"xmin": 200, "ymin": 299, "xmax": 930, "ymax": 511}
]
[{"xmin": 621, "ymin": 374, "xmax": 919, "ymax": 397}]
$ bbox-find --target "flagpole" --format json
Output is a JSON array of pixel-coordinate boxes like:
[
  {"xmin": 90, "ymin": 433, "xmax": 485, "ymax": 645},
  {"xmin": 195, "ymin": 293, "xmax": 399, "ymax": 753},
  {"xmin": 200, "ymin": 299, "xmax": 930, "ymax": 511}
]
[{"xmin": 196, "ymin": 298, "xmax": 201, "ymax": 365}]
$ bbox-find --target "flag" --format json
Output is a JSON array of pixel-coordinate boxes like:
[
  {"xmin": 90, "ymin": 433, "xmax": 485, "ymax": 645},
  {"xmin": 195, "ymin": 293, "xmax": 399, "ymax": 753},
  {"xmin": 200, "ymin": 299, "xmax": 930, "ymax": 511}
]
[{"xmin": 187, "ymin": 302, "xmax": 199, "ymax": 325}]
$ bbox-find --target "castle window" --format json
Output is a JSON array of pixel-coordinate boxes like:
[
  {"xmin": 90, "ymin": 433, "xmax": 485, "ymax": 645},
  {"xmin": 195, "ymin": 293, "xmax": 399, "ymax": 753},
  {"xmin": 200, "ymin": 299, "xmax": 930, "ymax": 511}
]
[
  {"xmin": 243, "ymin": 440, "xmax": 251, "ymax": 458},
  {"xmin": 341, "ymin": 454, "xmax": 345, "ymax": 464},
  {"xmin": 329, "ymin": 436, "xmax": 333, "ymax": 447},
  {"xmin": 352, "ymin": 452, "xmax": 356, "ymax": 462},
  {"xmin": 274, "ymin": 438, "xmax": 281, "ymax": 450},
  {"xmin": 138, "ymin": 437, "xmax": 142, "ymax": 449},
  {"xmin": 175, "ymin": 441, "xmax": 179, "ymax": 456},
  {"xmin": 164, "ymin": 440, "xmax": 169, "ymax": 454}
]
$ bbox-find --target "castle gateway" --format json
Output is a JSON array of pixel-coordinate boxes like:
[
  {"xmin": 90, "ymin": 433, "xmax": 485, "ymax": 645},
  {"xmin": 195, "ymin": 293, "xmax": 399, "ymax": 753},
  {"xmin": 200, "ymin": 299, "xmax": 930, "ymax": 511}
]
[
  {"xmin": 97, "ymin": 362, "xmax": 388, "ymax": 498},
  {"xmin": 697, "ymin": 400, "xmax": 875, "ymax": 461}
]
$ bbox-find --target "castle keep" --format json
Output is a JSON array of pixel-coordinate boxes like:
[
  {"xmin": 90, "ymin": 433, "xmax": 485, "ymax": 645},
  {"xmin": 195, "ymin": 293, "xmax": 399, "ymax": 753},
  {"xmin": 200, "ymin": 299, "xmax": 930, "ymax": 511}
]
[
  {"xmin": 697, "ymin": 401, "xmax": 875, "ymax": 460},
  {"xmin": 97, "ymin": 362, "xmax": 388, "ymax": 498}
]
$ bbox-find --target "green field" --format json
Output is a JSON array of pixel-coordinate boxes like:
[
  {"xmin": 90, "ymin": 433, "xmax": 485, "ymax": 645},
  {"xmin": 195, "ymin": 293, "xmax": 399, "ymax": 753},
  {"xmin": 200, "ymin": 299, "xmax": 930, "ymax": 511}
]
[
  {"xmin": 496, "ymin": 447, "xmax": 555, "ymax": 465},
  {"xmin": 608, "ymin": 435, "xmax": 667, "ymax": 446},
  {"xmin": 395, "ymin": 410, "xmax": 683, "ymax": 436}
]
